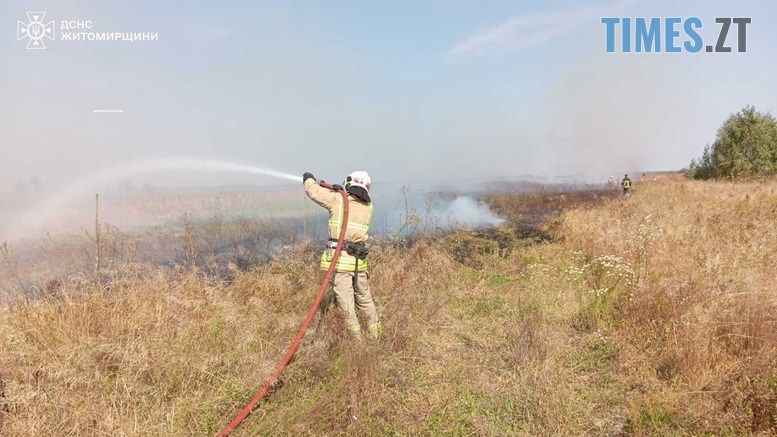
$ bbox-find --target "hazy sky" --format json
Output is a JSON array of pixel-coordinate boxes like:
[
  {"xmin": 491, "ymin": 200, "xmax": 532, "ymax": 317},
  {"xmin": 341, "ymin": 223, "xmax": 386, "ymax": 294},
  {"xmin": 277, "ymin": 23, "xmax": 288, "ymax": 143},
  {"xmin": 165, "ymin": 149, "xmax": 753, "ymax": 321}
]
[{"xmin": 2, "ymin": 0, "xmax": 776, "ymax": 190}]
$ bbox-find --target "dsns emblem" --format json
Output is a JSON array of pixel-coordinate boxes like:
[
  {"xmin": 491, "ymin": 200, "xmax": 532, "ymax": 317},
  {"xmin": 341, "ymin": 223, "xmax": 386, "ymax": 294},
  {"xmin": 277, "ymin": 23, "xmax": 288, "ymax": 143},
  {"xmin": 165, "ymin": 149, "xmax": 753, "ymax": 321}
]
[{"xmin": 17, "ymin": 12, "xmax": 55, "ymax": 49}]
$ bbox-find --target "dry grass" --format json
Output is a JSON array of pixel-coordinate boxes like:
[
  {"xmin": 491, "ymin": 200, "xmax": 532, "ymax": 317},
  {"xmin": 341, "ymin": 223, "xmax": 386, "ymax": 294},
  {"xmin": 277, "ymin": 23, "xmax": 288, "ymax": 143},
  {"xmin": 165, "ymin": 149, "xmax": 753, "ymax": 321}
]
[
  {"xmin": 556, "ymin": 175, "xmax": 777, "ymax": 434},
  {"xmin": 0, "ymin": 176, "xmax": 775, "ymax": 435}
]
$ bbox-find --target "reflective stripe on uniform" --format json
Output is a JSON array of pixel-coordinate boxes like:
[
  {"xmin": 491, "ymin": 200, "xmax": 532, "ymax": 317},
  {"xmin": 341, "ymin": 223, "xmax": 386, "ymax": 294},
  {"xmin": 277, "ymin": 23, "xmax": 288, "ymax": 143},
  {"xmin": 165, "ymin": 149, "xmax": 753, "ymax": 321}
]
[
  {"xmin": 347, "ymin": 222, "xmax": 370, "ymax": 232},
  {"xmin": 368, "ymin": 321, "xmax": 383, "ymax": 338},
  {"xmin": 320, "ymin": 249, "xmax": 368, "ymax": 272},
  {"xmin": 322, "ymin": 198, "xmax": 373, "ymax": 272}
]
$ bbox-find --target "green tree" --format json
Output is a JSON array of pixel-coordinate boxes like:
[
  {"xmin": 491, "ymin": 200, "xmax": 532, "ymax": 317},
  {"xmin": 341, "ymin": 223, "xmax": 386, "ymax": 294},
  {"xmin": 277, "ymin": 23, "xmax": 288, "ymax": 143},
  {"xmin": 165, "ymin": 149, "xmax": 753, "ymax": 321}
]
[{"xmin": 686, "ymin": 106, "xmax": 777, "ymax": 179}]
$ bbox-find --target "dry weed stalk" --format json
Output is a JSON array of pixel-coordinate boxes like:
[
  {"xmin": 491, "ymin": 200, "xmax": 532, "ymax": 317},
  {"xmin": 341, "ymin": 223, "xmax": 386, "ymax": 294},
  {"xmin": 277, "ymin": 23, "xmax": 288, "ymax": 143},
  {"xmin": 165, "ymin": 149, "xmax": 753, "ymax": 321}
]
[{"xmin": 95, "ymin": 193, "xmax": 101, "ymax": 289}]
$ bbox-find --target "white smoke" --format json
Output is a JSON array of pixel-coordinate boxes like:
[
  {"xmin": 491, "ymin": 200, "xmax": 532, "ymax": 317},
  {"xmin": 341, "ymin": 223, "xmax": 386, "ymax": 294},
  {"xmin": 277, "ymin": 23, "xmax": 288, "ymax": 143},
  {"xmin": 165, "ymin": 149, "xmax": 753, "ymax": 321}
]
[{"xmin": 442, "ymin": 196, "xmax": 505, "ymax": 227}]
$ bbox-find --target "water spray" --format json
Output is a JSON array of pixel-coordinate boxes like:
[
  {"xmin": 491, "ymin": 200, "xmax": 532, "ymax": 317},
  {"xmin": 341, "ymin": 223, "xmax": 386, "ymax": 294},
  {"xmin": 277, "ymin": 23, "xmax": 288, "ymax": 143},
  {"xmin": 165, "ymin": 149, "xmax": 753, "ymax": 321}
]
[{"xmin": 2, "ymin": 158, "xmax": 301, "ymax": 240}]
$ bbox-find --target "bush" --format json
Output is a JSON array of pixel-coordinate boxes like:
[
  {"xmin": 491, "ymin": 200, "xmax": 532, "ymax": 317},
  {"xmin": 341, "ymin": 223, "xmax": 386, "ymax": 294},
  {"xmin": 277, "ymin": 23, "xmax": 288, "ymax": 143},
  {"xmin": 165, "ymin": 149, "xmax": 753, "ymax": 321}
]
[{"xmin": 686, "ymin": 106, "xmax": 777, "ymax": 179}]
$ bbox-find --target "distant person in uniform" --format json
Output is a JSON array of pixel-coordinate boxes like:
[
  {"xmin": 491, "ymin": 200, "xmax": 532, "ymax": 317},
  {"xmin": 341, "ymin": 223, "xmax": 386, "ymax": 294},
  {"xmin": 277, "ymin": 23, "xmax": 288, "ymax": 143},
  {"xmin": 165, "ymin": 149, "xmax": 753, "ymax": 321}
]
[{"xmin": 621, "ymin": 174, "xmax": 632, "ymax": 196}]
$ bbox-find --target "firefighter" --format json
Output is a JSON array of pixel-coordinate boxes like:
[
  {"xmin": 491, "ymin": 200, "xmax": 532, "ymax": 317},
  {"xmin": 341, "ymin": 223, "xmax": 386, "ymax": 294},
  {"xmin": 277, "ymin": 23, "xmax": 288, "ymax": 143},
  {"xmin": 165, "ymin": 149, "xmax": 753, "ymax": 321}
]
[
  {"xmin": 303, "ymin": 170, "xmax": 382, "ymax": 339},
  {"xmin": 621, "ymin": 174, "xmax": 632, "ymax": 196}
]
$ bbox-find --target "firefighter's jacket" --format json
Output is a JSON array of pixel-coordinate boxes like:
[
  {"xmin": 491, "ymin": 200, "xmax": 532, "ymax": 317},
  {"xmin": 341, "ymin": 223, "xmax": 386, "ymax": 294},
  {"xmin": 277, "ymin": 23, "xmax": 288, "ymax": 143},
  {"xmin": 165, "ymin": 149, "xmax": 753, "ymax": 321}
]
[{"xmin": 304, "ymin": 178, "xmax": 374, "ymax": 272}]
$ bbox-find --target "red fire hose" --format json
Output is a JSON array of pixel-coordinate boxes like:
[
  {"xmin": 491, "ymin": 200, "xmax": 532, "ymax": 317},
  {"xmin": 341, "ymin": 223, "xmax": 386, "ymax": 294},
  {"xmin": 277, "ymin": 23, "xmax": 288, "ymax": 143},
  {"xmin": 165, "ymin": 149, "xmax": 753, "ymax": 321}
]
[{"xmin": 216, "ymin": 181, "xmax": 349, "ymax": 436}]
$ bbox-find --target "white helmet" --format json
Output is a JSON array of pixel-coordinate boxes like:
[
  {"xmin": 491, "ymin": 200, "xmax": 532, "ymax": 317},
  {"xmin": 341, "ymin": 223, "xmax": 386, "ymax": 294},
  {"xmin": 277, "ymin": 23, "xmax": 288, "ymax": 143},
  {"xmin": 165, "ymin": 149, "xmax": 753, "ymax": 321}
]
[{"xmin": 345, "ymin": 170, "xmax": 371, "ymax": 192}]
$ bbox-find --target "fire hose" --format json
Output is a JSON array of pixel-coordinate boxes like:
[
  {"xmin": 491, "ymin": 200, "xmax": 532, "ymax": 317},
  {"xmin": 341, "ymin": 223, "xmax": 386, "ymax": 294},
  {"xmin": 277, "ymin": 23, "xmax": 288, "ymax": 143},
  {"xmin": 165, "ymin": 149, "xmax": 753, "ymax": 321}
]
[{"xmin": 216, "ymin": 181, "xmax": 348, "ymax": 436}]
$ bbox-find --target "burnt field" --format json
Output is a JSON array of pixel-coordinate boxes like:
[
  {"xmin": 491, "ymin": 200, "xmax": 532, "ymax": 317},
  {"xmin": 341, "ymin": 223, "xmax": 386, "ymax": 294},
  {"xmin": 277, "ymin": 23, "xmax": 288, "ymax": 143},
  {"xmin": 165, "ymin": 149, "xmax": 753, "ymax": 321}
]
[
  {"xmin": 486, "ymin": 186, "xmax": 619, "ymax": 239},
  {"xmin": 0, "ymin": 176, "xmax": 775, "ymax": 435},
  {"xmin": 0, "ymin": 183, "xmax": 617, "ymax": 299}
]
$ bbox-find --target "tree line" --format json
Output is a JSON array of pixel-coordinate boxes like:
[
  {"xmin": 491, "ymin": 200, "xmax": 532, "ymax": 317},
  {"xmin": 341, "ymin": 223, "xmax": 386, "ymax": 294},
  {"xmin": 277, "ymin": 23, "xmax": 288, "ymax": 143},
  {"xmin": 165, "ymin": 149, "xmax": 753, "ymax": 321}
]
[{"xmin": 686, "ymin": 106, "xmax": 777, "ymax": 179}]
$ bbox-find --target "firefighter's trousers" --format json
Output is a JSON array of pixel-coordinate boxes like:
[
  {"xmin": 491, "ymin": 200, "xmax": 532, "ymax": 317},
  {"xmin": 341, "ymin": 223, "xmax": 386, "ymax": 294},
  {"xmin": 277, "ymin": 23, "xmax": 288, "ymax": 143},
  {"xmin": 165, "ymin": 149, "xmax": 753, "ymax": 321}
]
[{"xmin": 327, "ymin": 271, "xmax": 379, "ymax": 334}]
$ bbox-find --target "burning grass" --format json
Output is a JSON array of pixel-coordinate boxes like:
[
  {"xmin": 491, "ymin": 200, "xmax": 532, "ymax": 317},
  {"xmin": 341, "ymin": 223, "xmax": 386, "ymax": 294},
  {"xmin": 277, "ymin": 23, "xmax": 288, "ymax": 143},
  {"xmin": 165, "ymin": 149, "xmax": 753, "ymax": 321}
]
[{"xmin": 0, "ymin": 176, "xmax": 775, "ymax": 434}]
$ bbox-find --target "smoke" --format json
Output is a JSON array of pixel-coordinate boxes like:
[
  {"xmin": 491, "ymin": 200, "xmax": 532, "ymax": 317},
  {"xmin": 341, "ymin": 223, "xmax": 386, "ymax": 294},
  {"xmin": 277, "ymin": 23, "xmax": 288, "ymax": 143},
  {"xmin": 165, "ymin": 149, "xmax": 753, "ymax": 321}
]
[
  {"xmin": 370, "ymin": 185, "xmax": 505, "ymax": 236},
  {"xmin": 441, "ymin": 196, "xmax": 505, "ymax": 227},
  {"xmin": 537, "ymin": 51, "xmax": 703, "ymax": 179},
  {"xmin": 1, "ymin": 158, "xmax": 509, "ymax": 243}
]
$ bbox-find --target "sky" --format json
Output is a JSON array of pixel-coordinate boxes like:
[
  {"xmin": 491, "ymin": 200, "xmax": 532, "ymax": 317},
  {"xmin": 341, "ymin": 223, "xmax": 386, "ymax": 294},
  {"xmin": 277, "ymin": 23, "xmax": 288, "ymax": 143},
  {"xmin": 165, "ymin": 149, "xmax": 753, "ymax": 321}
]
[{"xmin": 2, "ymin": 0, "xmax": 777, "ymax": 191}]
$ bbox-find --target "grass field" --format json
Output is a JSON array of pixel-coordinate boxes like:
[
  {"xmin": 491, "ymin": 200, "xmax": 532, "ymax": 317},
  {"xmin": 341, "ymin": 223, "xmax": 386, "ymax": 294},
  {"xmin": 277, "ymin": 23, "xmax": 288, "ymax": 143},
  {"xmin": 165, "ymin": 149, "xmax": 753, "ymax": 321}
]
[{"xmin": 0, "ymin": 175, "xmax": 775, "ymax": 435}]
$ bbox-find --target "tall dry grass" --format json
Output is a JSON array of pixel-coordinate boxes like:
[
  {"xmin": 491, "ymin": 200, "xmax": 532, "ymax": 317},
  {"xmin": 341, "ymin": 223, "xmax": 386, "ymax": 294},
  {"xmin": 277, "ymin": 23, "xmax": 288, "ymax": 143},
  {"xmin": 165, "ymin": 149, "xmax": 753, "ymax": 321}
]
[
  {"xmin": 0, "ymin": 176, "xmax": 774, "ymax": 435},
  {"xmin": 556, "ymin": 175, "xmax": 777, "ymax": 433}
]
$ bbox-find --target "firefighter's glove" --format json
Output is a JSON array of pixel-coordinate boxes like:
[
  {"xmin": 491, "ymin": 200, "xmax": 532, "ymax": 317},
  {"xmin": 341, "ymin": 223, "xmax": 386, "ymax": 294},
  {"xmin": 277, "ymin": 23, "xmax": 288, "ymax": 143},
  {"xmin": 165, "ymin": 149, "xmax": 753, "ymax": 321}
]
[
  {"xmin": 303, "ymin": 172, "xmax": 315, "ymax": 183},
  {"xmin": 331, "ymin": 184, "xmax": 344, "ymax": 191}
]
